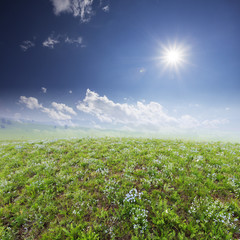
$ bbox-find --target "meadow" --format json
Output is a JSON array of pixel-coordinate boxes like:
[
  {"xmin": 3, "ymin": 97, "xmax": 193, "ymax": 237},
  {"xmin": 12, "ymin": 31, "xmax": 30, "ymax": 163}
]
[{"xmin": 0, "ymin": 137, "xmax": 239, "ymax": 239}]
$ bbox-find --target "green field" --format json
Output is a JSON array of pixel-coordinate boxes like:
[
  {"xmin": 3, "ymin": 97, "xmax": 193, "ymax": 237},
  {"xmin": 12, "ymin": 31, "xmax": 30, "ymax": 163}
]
[{"xmin": 0, "ymin": 137, "xmax": 240, "ymax": 239}]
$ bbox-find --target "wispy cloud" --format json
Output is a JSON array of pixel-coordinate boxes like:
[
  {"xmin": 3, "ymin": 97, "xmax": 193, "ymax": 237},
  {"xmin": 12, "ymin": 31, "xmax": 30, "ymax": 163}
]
[
  {"xmin": 65, "ymin": 36, "xmax": 83, "ymax": 46},
  {"xmin": 41, "ymin": 87, "xmax": 47, "ymax": 93},
  {"xmin": 19, "ymin": 96, "xmax": 76, "ymax": 124},
  {"xmin": 42, "ymin": 34, "xmax": 84, "ymax": 49},
  {"xmin": 50, "ymin": 0, "xmax": 95, "ymax": 23},
  {"xmin": 20, "ymin": 40, "xmax": 35, "ymax": 52},
  {"xmin": 43, "ymin": 36, "xmax": 59, "ymax": 49},
  {"xmin": 76, "ymin": 89, "xmax": 229, "ymax": 130}
]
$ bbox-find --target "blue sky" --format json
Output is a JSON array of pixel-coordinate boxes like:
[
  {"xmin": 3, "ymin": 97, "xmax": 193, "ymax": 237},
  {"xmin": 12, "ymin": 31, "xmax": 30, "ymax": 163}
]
[{"xmin": 0, "ymin": 0, "xmax": 240, "ymax": 133}]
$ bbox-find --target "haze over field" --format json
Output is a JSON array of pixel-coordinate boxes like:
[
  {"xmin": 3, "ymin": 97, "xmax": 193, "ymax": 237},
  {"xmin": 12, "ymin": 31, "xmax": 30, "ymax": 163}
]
[{"xmin": 0, "ymin": 0, "xmax": 240, "ymax": 139}]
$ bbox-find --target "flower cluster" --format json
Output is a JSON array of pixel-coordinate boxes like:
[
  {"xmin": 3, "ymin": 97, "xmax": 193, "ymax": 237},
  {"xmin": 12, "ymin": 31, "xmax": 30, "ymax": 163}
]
[
  {"xmin": 96, "ymin": 167, "xmax": 109, "ymax": 176},
  {"xmin": 130, "ymin": 207, "xmax": 149, "ymax": 234},
  {"xmin": 189, "ymin": 197, "xmax": 238, "ymax": 230},
  {"xmin": 123, "ymin": 188, "xmax": 143, "ymax": 203}
]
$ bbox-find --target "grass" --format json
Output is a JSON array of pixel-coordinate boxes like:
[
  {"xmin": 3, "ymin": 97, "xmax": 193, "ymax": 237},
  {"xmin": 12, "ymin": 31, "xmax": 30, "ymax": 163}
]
[{"xmin": 0, "ymin": 137, "xmax": 239, "ymax": 239}]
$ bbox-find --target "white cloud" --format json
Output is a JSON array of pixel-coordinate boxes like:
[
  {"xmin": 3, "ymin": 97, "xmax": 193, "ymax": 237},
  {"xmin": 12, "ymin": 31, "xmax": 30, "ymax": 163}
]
[
  {"xmin": 19, "ymin": 96, "xmax": 42, "ymax": 109},
  {"xmin": 41, "ymin": 107, "xmax": 72, "ymax": 121},
  {"xmin": 51, "ymin": 102, "xmax": 77, "ymax": 115},
  {"xmin": 43, "ymin": 34, "xmax": 84, "ymax": 49},
  {"xmin": 41, "ymin": 87, "xmax": 47, "ymax": 93},
  {"xmin": 76, "ymin": 89, "xmax": 229, "ymax": 130},
  {"xmin": 69, "ymin": 90, "xmax": 73, "ymax": 94},
  {"xmin": 19, "ymin": 96, "xmax": 76, "ymax": 124},
  {"xmin": 20, "ymin": 40, "xmax": 35, "ymax": 51},
  {"xmin": 50, "ymin": 0, "xmax": 94, "ymax": 23},
  {"xmin": 43, "ymin": 36, "xmax": 59, "ymax": 49},
  {"xmin": 65, "ymin": 36, "xmax": 83, "ymax": 46},
  {"xmin": 50, "ymin": 0, "xmax": 71, "ymax": 15},
  {"xmin": 102, "ymin": 5, "xmax": 109, "ymax": 12},
  {"xmin": 76, "ymin": 89, "xmax": 177, "ymax": 127}
]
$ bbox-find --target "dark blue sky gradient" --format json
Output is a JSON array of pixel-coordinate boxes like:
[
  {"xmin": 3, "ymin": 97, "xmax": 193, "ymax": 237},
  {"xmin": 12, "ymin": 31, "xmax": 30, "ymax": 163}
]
[{"xmin": 0, "ymin": 0, "xmax": 240, "ymax": 128}]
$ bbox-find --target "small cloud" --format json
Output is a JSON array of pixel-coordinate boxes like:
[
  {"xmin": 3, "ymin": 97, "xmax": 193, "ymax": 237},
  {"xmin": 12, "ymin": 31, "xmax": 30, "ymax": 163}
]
[
  {"xmin": 43, "ymin": 36, "xmax": 59, "ymax": 49},
  {"xmin": 225, "ymin": 107, "xmax": 230, "ymax": 111},
  {"xmin": 102, "ymin": 5, "xmax": 109, "ymax": 12},
  {"xmin": 69, "ymin": 90, "xmax": 72, "ymax": 94},
  {"xmin": 41, "ymin": 87, "xmax": 47, "ymax": 93},
  {"xmin": 20, "ymin": 40, "xmax": 35, "ymax": 51},
  {"xmin": 19, "ymin": 96, "xmax": 42, "ymax": 109}
]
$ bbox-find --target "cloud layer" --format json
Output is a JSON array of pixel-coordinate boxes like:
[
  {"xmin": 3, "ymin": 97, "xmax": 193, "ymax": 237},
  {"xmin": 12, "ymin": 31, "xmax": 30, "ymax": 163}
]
[
  {"xmin": 18, "ymin": 90, "xmax": 229, "ymax": 131},
  {"xmin": 77, "ymin": 89, "xmax": 229, "ymax": 130}
]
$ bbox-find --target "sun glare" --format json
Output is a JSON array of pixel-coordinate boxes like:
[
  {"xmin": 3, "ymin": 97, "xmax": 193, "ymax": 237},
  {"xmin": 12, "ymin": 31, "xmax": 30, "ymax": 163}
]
[
  {"xmin": 159, "ymin": 42, "xmax": 189, "ymax": 72},
  {"xmin": 166, "ymin": 49, "xmax": 181, "ymax": 64}
]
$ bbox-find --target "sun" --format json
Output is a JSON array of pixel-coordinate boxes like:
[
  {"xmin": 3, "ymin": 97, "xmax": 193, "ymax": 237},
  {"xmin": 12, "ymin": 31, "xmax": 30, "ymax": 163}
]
[
  {"xmin": 159, "ymin": 42, "xmax": 189, "ymax": 72},
  {"xmin": 165, "ymin": 49, "xmax": 182, "ymax": 64}
]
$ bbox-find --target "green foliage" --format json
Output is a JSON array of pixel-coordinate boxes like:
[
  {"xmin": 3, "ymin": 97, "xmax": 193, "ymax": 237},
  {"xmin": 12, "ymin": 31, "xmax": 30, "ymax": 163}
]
[{"xmin": 0, "ymin": 138, "xmax": 239, "ymax": 239}]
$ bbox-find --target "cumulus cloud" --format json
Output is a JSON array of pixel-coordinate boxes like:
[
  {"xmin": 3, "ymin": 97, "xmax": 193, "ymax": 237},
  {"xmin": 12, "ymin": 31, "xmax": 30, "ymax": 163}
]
[
  {"xmin": 76, "ymin": 89, "xmax": 177, "ymax": 127},
  {"xmin": 19, "ymin": 96, "xmax": 42, "ymax": 109},
  {"xmin": 43, "ymin": 36, "xmax": 59, "ymax": 49},
  {"xmin": 41, "ymin": 87, "xmax": 47, "ymax": 93},
  {"xmin": 76, "ymin": 89, "xmax": 229, "ymax": 130},
  {"xmin": 50, "ymin": 0, "xmax": 94, "ymax": 23},
  {"xmin": 20, "ymin": 40, "xmax": 35, "ymax": 51},
  {"xmin": 51, "ymin": 102, "xmax": 77, "ymax": 115},
  {"xmin": 19, "ymin": 96, "xmax": 76, "ymax": 124}
]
